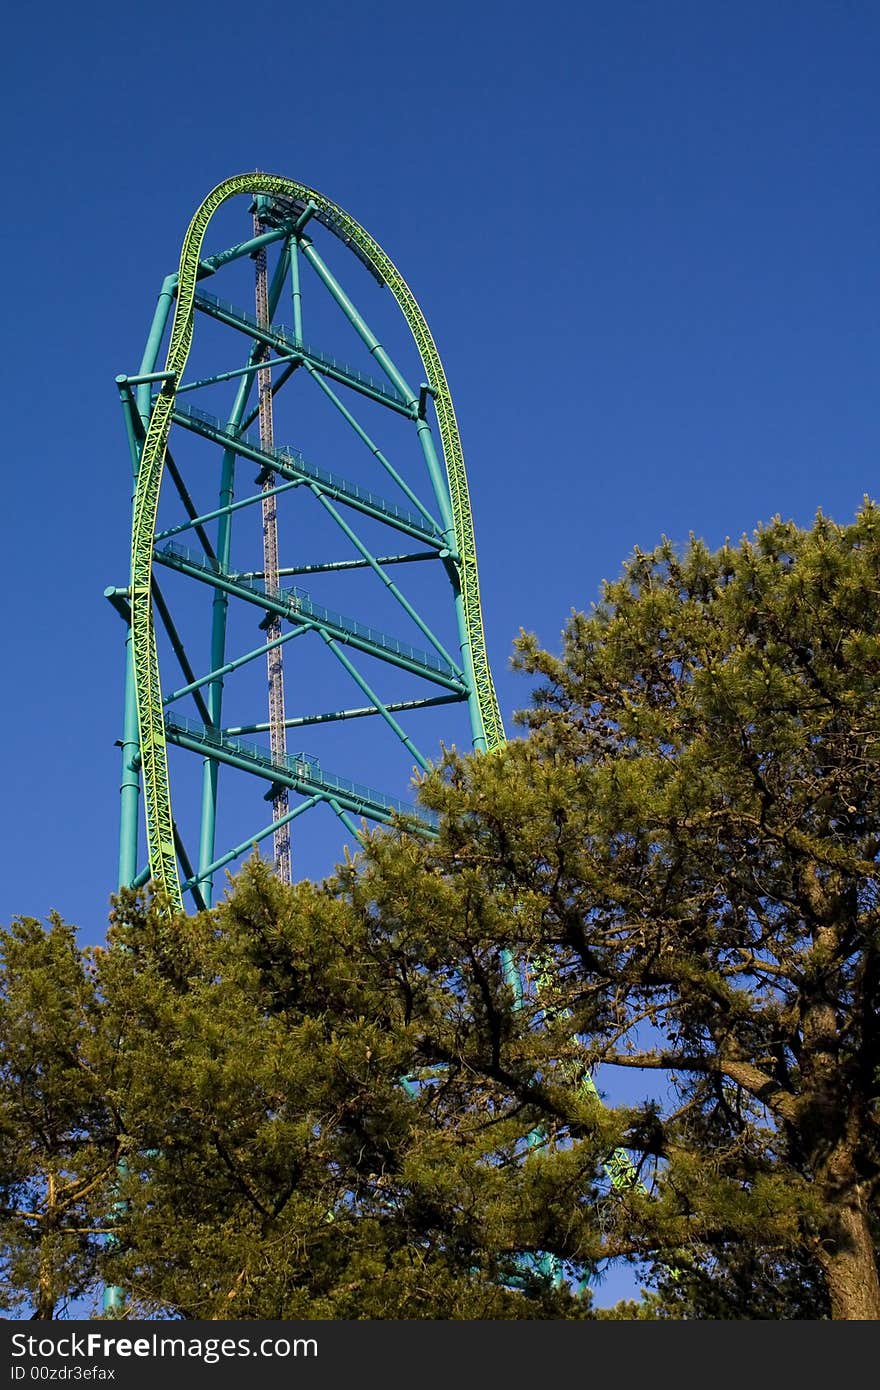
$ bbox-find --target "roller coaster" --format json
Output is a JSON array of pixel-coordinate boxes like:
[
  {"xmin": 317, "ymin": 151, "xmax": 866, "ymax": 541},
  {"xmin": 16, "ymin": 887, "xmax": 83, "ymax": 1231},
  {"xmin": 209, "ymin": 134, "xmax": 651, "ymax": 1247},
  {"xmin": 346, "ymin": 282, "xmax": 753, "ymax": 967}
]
[{"xmin": 109, "ymin": 174, "xmax": 505, "ymax": 908}]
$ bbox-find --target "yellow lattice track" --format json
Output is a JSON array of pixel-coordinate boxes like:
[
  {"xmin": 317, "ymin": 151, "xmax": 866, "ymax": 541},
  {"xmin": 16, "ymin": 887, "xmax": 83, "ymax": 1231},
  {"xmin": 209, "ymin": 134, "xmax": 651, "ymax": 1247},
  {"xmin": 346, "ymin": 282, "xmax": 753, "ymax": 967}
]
[{"xmin": 130, "ymin": 173, "xmax": 505, "ymax": 908}]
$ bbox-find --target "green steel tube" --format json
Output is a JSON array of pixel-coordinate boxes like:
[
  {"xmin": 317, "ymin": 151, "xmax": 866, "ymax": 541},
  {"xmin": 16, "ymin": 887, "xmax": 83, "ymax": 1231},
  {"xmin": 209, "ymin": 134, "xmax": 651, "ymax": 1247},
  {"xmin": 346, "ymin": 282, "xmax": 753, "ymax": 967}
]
[
  {"xmin": 290, "ymin": 236, "xmax": 303, "ymax": 340},
  {"xmin": 303, "ymin": 363, "xmax": 441, "ymax": 532},
  {"xmin": 328, "ymin": 797, "xmax": 366, "ymax": 845},
  {"xmin": 260, "ymin": 551, "xmax": 438, "ymax": 577},
  {"xmin": 199, "ymin": 223, "xmax": 289, "ymax": 277},
  {"xmin": 298, "ymin": 237, "xmax": 418, "ymax": 406},
  {"xmin": 165, "ymin": 454, "xmax": 219, "ymax": 565},
  {"xmin": 198, "ymin": 436, "xmax": 237, "ymax": 902},
  {"xmin": 183, "ymin": 795, "xmax": 320, "ymax": 893},
  {"xmin": 414, "ymin": 415, "xmax": 485, "ymax": 749},
  {"xmin": 101, "ymin": 1156, "xmax": 129, "ymax": 1316},
  {"xmin": 239, "ymin": 360, "xmax": 298, "ymax": 434},
  {"xmin": 174, "ymin": 351, "xmax": 298, "ymax": 396},
  {"xmin": 151, "ymin": 583, "xmax": 212, "ymax": 725},
  {"xmin": 415, "ymin": 416, "xmax": 455, "ymax": 542},
  {"xmin": 117, "ymin": 634, "xmax": 141, "ymax": 890},
  {"xmin": 167, "ymin": 626, "xmax": 308, "ymax": 706},
  {"xmin": 453, "ymin": 577, "xmax": 486, "ymax": 750},
  {"xmin": 172, "ymin": 825, "xmax": 208, "ymax": 912},
  {"xmin": 225, "ymin": 691, "xmax": 463, "ymax": 735},
  {"xmin": 310, "ymin": 486, "xmax": 461, "ymax": 674},
  {"xmin": 125, "ymin": 369, "xmax": 178, "ymax": 387},
  {"xmin": 136, "ymin": 275, "xmax": 176, "ymax": 426},
  {"xmin": 502, "ymin": 946, "xmax": 562, "ymax": 1285},
  {"xmin": 319, "ymin": 631, "xmax": 429, "ymax": 772},
  {"xmin": 117, "ymin": 383, "xmax": 141, "ymax": 482},
  {"xmin": 156, "ymin": 477, "xmax": 300, "ymax": 543}
]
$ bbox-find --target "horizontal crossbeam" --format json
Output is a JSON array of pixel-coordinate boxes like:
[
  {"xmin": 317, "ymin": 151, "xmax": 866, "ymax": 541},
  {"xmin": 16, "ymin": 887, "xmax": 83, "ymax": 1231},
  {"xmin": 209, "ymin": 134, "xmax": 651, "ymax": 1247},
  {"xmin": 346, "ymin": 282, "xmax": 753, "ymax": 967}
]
[
  {"xmin": 223, "ymin": 691, "xmax": 464, "ymax": 736},
  {"xmin": 164, "ymin": 713, "xmax": 437, "ymax": 833},
  {"xmin": 193, "ymin": 289, "xmax": 416, "ymax": 417},
  {"xmin": 171, "ymin": 402, "xmax": 441, "ymax": 548}
]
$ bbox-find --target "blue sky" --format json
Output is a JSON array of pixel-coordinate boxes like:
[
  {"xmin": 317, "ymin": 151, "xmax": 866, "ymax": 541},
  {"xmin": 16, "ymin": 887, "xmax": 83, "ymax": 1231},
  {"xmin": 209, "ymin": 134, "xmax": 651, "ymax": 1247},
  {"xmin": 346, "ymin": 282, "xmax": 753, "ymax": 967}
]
[{"xmin": 1, "ymin": 0, "xmax": 877, "ymax": 1308}]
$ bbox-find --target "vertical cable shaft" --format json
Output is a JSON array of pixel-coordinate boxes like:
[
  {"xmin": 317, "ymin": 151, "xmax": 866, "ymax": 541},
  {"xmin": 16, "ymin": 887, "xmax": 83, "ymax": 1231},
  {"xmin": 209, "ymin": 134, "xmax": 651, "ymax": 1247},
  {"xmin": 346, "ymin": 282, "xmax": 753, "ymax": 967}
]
[{"xmin": 254, "ymin": 214, "xmax": 291, "ymax": 883}]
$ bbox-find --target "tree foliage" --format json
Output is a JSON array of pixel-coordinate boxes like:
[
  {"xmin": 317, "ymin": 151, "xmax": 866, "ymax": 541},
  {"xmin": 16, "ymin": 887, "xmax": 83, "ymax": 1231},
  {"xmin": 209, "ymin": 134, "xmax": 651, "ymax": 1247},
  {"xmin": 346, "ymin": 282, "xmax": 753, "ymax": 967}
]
[
  {"xmin": 3, "ymin": 506, "xmax": 879, "ymax": 1319},
  {"xmin": 346, "ymin": 505, "xmax": 880, "ymax": 1319},
  {"xmin": 0, "ymin": 915, "xmax": 122, "ymax": 1318},
  {"xmin": 100, "ymin": 873, "xmax": 591, "ymax": 1319},
  {"xmin": 0, "ymin": 876, "xmax": 588, "ymax": 1319}
]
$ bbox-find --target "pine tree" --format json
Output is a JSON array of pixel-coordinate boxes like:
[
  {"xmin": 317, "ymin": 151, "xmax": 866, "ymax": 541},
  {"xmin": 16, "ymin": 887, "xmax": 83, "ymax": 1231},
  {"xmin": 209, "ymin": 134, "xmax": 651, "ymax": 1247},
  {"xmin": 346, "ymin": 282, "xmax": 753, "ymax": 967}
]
[
  {"xmin": 91, "ymin": 874, "xmax": 589, "ymax": 1319},
  {"xmin": 0, "ymin": 885, "xmax": 590, "ymax": 1318},
  {"xmin": 346, "ymin": 506, "xmax": 880, "ymax": 1319},
  {"xmin": 0, "ymin": 916, "xmax": 121, "ymax": 1317}
]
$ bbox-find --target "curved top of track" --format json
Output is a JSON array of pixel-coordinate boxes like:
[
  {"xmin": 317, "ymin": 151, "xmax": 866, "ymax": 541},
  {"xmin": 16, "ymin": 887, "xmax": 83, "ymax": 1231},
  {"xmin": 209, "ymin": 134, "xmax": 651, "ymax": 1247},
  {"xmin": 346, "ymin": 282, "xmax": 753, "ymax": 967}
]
[{"xmin": 129, "ymin": 173, "xmax": 504, "ymax": 908}]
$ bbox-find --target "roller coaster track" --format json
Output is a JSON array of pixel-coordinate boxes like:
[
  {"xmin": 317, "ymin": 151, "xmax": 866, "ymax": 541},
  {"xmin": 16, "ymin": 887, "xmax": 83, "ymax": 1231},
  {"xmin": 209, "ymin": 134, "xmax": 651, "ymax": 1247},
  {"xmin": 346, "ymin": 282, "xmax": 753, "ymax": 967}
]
[{"xmin": 131, "ymin": 173, "xmax": 504, "ymax": 908}]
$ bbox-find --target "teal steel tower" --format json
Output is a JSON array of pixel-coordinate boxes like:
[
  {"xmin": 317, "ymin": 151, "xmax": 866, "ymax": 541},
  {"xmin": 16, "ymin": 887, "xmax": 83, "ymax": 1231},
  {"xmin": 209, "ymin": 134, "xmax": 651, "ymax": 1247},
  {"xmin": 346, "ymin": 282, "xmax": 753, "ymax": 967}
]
[{"xmin": 109, "ymin": 174, "xmax": 505, "ymax": 911}]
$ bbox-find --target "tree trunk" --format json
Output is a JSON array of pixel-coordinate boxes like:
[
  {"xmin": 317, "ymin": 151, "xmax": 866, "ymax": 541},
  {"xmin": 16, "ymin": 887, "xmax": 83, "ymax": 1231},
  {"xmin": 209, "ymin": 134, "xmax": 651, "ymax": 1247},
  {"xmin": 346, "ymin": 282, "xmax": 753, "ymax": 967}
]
[
  {"xmin": 801, "ymin": 958, "xmax": 879, "ymax": 1320},
  {"xmin": 36, "ymin": 1174, "xmax": 56, "ymax": 1320},
  {"xmin": 35, "ymin": 1274, "xmax": 55, "ymax": 1320},
  {"xmin": 817, "ymin": 1183, "xmax": 880, "ymax": 1320}
]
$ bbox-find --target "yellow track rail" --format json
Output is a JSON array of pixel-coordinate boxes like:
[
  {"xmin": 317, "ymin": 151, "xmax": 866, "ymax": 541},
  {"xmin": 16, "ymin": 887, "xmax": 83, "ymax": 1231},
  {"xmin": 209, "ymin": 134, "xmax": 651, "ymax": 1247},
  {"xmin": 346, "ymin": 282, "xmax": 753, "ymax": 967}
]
[{"xmin": 131, "ymin": 173, "xmax": 505, "ymax": 908}]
